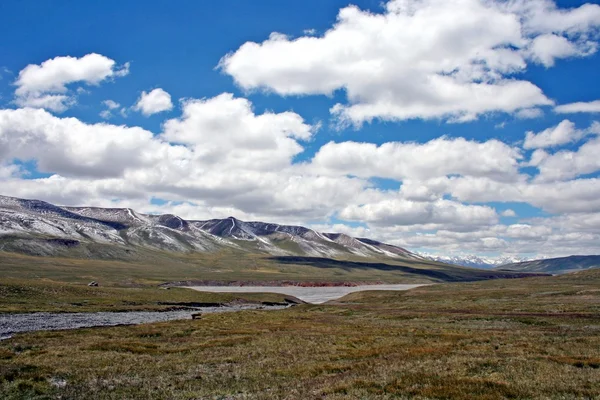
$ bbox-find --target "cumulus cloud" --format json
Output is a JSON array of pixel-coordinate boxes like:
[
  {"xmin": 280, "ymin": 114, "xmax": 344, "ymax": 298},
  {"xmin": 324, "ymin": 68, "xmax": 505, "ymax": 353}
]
[
  {"xmin": 501, "ymin": 209, "xmax": 517, "ymax": 217},
  {"xmin": 0, "ymin": 107, "xmax": 185, "ymax": 178},
  {"xmin": 448, "ymin": 176, "xmax": 600, "ymax": 214},
  {"xmin": 162, "ymin": 93, "xmax": 314, "ymax": 170},
  {"xmin": 3, "ymin": 103, "xmax": 600, "ymax": 257},
  {"xmin": 532, "ymin": 136, "xmax": 600, "ymax": 182},
  {"xmin": 99, "ymin": 100, "xmax": 121, "ymax": 119},
  {"xmin": 521, "ymin": 121, "xmax": 600, "ymax": 182},
  {"xmin": 220, "ymin": 0, "xmax": 600, "ymax": 125},
  {"xmin": 527, "ymin": 34, "xmax": 594, "ymax": 67},
  {"xmin": 14, "ymin": 53, "xmax": 129, "ymax": 112},
  {"xmin": 309, "ymin": 137, "xmax": 522, "ymax": 182},
  {"xmin": 3, "ymin": 36, "xmax": 600, "ymax": 259},
  {"xmin": 523, "ymin": 119, "xmax": 588, "ymax": 149},
  {"xmin": 555, "ymin": 100, "xmax": 600, "ymax": 114},
  {"xmin": 133, "ymin": 88, "xmax": 173, "ymax": 116},
  {"xmin": 339, "ymin": 198, "xmax": 498, "ymax": 230},
  {"xmin": 4, "ymin": 99, "xmax": 600, "ymax": 257},
  {"xmin": 0, "ymin": 93, "xmax": 368, "ymax": 223}
]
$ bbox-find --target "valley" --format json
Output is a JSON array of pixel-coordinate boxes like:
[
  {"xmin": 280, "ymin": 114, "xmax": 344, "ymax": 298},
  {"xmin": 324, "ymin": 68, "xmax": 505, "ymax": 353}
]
[
  {"xmin": 0, "ymin": 195, "xmax": 544, "ymax": 287},
  {"xmin": 1, "ymin": 270, "xmax": 599, "ymax": 399},
  {"xmin": 1, "ymin": 195, "xmax": 597, "ymax": 399}
]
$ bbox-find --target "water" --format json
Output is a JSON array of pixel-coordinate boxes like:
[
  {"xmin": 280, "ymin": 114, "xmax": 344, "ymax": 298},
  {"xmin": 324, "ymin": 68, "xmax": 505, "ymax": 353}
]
[
  {"xmin": 0, "ymin": 304, "xmax": 286, "ymax": 339},
  {"xmin": 187, "ymin": 284, "xmax": 427, "ymax": 304}
]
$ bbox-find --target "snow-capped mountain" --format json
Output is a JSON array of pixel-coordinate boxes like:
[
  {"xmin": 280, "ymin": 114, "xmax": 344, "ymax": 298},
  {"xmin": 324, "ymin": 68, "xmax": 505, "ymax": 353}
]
[
  {"xmin": 419, "ymin": 253, "xmax": 533, "ymax": 269},
  {"xmin": 498, "ymin": 255, "xmax": 600, "ymax": 274},
  {"xmin": 0, "ymin": 195, "xmax": 422, "ymax": 261}
]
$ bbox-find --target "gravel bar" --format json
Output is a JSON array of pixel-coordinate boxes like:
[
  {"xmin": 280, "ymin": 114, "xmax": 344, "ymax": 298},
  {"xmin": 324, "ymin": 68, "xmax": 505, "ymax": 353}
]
[{"xmin": 0, "ymin": 304, "xmax": 286, "ymax": 339}]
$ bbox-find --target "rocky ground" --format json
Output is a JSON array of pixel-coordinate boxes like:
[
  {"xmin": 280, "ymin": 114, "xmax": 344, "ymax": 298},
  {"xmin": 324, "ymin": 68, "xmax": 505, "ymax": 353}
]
[{"xmin": 0, "ymin": 304, "xmax": 287, "ymax": 339}]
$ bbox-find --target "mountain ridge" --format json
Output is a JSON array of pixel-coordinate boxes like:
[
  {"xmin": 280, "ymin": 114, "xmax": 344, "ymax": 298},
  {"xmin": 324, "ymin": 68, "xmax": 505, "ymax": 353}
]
[
  {"xmin": 0, "ymin": 194, "xmax": 423, "ymax": 261},
  {"xmin": 420, "ymin": 253, "xmax": 534, "ymax": 269},
  {"xmin": 496, "ymin": 255, "xmax": 600, "ymax": 274}
]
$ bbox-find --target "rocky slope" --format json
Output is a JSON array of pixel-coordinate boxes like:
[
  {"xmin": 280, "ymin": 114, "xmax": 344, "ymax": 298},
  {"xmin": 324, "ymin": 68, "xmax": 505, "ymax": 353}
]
[{"xmin": 0, "ymin": 195, "xmax": 423, "ymax": 261}]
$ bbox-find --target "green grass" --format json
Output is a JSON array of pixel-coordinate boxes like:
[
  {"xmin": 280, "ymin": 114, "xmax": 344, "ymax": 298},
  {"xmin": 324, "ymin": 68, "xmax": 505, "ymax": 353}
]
[{"xmin": 1, "ymin": 270, "xmax": 599, "ymax": 399}]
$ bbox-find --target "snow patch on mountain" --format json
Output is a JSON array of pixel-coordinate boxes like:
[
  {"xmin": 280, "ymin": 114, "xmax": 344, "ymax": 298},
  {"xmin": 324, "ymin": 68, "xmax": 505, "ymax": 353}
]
[{"xmin": 0, "ymin": 194, "xmax": 420, "ymax": 261}]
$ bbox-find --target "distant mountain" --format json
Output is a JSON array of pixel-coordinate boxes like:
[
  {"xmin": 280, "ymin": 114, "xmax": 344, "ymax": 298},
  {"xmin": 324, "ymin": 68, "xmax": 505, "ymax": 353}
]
[
  {"xmin": 0, "ymin": 195, "xmax": 423, "ymax": 261},
  {"xmin": 420, "ymin": 253, "xmax": 532, "ymax": 269},
  {"xmin": 497, "ymin": 255, "xmax": 600, "ymax": 274}
]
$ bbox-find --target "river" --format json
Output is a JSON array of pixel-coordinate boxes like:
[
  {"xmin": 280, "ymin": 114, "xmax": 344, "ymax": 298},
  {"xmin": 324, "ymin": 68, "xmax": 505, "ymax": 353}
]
[
  {"xmin": 0, "ymin": 304, "xmax": 286, "ymax": 339},
  {"xmin": 187, "ymin": 284, "xmax": 427, "ymax": 304}
]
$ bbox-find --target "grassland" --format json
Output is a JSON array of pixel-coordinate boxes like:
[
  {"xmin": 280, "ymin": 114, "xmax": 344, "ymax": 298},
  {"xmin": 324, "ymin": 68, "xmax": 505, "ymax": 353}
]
[
  {"xmin": 0, "ymin": 278, "xmax": 297, "ymax": 313},
  {"xmin": 0, "ymin": 250, "xmax": 540, "ymax": 287},
  {"xmin": 1, "ymin": 269, "xmax": 598, "ymax": 399}
]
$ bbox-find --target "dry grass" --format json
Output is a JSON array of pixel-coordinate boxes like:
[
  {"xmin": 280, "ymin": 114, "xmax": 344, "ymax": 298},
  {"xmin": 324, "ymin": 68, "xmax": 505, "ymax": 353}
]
[
  {"xmin": 0, "ymin": 278, "xmax": 297, "ymax": 313},
  {"xmin": 1, "ymin": 270, "xmax": 599, "ymax": 399}
]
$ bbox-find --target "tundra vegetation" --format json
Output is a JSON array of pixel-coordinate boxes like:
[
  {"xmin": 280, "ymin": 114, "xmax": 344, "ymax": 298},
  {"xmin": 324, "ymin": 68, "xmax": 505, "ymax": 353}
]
[{"xmin": 1, "ymin": 269, "xmax": 599, "ymax": 399}]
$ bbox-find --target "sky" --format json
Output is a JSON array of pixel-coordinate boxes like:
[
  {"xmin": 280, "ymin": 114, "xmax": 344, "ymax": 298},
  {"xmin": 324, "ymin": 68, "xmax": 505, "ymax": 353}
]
[{"xmin": 1, "ymin": 0, "xmax": 600, "ymax": 259}]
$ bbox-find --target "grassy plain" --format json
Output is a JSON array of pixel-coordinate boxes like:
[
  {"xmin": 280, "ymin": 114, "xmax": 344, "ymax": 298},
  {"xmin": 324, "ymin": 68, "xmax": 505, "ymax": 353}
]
[
  {"xmin": 0, "ymin": 250, "xmax": 539, "ymax": 287},
  {"xmin": 1, "ymin": 269, "xmax": 598, "ymax": 399},
  {"xmin": 0, "ymin": 278, "xmax": 295, "ymax": 313}
]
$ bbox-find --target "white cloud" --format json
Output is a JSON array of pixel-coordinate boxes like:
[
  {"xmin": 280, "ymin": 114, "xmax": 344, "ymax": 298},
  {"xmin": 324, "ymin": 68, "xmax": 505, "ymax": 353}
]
[
  {"xmin": 0, "ymin": 107, "xmax": 186, "ymax": 178},
  {"xmin": 515, "ymin": 108, "xmax": 543, "ymax": 119},
  {"xmin": 523, "ymin": 119, "xmax": 587, "ymax": 149},
  {"xmin": 0, "ymin": 94, "xmax": 365, "ymax": 223},
  {"xmin": 310, "ymin": 137, "xmax": 522, "ymax": 182},
  {"xmin": 3, "ymin": 79, "xmax": 600, "ymax": 258},
  {"xmin": 448, "ymin": 176, "xmax": 600, "ymax": 214},
  {"xmin": 16, "ymin": 94, "xmax": 74, "ymax": 113},
  {"xmin": 339, "ymin": 198, "xmax": 498, "ymax": 230},
  {"xmin": 14, "ymin": 53, "xmax": 129, "ymax": 112},
  {"xmin": 162, "ymin": 93, "xmax": 313, "ymax": 170},
  {"xmin": 99, "ymin": 110, "xmax": 112, "ymax": 120},
  {"xmin": 99, "ymin": 100, "xmax": 121, "ymax": 119},
  {"xmin": 501, "ymin": 209, "xmax": 517, "ymax": 217},
  {"xmin": 555, "ymin": 100, "xmax": 600, "ymax": 114},
  {"xmin": 103, "ymin": 100, "xmax": 120, "ymax": 109},
  {"xmin": 133, "ymin": 88, "xmax": 173, "ymax": 116},
  {"xmin": 220, "ymin": 0, "xmax": 600, "ymax": 125},
  {"xmin": 532, "ymin": 136, "xmax": 600, "ymax": 182},
  {"xmin": 528, "ymin": 34, "xmax": 594, "ymax": 67},
  {"xmin": 521, "ymin": 121, "xmax": 600, "ymax": 182},
  {"xmin": 505, "ymin": 0, "xmax": 600, "ymax": 35}
]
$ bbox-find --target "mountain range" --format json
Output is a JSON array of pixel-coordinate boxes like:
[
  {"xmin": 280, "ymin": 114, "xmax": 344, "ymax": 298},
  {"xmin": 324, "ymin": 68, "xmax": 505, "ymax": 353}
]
[
  {"xmin": 1, "ymin": 195, "xmax": 564, "ymax": 284},
  {"xmin": 419, "ymin": 254, "xmax": 532, "ymax": 269},
  {"xmin": 497, "ymin": 255, "xmax": 600, "ymax": 274},
  {"xmin": 0, "ymin": 194, "xmax": 421, "ymax": 261}
]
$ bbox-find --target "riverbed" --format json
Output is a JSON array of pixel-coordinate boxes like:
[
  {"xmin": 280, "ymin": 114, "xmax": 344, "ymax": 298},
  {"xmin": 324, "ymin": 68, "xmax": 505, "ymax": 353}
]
[
  {"xmin": 0, "ymin": 304, "xmax": 286, "ymax": 339},
  {"xmin": 187, "ymin": 284, "xmax": 427, "ymax": 304}
]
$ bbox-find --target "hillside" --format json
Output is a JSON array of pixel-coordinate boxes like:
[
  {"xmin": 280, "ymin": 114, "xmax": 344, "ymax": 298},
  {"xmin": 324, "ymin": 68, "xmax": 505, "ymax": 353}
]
[
  {"xmin": 0, "ymin": 195, "xmax": 544, "ymax": 285},
  {"xmin": 0, "ymin": 195, "xmax": 420, "ymax": 260},
  {"xmin": 497, "ymin": 255, "xmax": 600, "ymax": 274}
]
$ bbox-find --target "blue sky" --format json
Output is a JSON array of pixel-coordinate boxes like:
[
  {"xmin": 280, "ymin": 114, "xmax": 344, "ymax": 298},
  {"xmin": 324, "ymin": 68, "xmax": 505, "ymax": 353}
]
[{"xmin": 1, "ymin": 0, "xmax": 600, "ymax": 259}]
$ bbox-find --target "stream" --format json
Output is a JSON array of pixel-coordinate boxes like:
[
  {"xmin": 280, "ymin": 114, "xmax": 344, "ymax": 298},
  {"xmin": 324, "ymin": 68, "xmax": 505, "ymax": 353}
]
[{"xmin": 0, "ymin": 304, "xmax": 286, "ymax": 339}]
